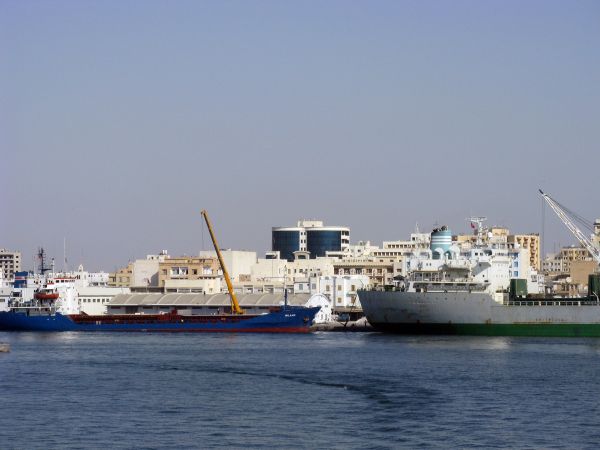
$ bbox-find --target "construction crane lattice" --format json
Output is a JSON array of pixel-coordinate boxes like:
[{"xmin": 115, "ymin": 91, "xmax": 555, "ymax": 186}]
[{"xmin": 539, "ymin": 190, "xmax": 600, "ymax": 266}]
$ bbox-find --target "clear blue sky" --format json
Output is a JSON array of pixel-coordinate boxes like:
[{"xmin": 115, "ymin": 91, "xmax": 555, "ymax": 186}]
[{"xmin": 1, "ymin": 0, "xmax": 599, "ymax": 271}]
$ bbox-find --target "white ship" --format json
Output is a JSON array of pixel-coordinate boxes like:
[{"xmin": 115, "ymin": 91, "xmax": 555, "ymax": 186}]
[{"xmin": 360, "ymin": 205, "xmax": 600, "ymax": 337}]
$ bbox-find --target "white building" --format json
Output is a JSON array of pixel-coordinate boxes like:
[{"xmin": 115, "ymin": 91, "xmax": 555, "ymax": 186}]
[
  {"xmin": 78, "ymin": 286, "xmax": 131, "ymax": 315},
  {"xmin": 314, "ymin": 275, "xmax": 370, "ymax": 310},
  {"xmin": 251, "ymin": 254, "xmax": 335, "ymax": 285},
  {"xmin": 199, "ymin": 250, "xmax": 257, "ymax": 282},
  {"xmin": 163, "ymin": 277, "xmax": 222, "ymax": 294}
]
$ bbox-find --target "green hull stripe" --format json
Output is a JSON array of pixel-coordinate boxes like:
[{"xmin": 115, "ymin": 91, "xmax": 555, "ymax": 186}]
[{"xmin": 372, "ymin": 323, "xmax": 600, "ymax": 337}]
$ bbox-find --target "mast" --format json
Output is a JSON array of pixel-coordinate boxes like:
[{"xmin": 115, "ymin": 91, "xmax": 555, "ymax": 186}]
[
  {"xmin": 200, "ymin": 210, "xmax": 244, "ymax": 315},
  {"xmin": 38, "ymin": 248, "xmax": 51, "ymax": 275},
  {"xmin": 466, "ymin": 216, "xmax": 487, "ymax": 247}
]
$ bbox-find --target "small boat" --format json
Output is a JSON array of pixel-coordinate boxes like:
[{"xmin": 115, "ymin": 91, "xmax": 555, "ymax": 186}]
[{"xmin": 34, "ymin": 290, "xmax": 59, "ymax": 301}]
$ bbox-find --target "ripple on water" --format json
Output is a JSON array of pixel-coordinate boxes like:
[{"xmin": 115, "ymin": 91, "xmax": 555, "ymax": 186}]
[{"xmin": 2, "ymin": 332, "xmax": 600, "ymax": 449}]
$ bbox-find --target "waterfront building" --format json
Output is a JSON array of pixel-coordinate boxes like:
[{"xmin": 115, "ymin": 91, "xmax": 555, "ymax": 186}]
[
  {"xmin": 106, "ymin": 292, "xmax": 311, "ymax": 316},
  {"xmin": 377, "ymin": 233, "xmax": 430, "ymax": 257},
  {"xmin": 109, "ymin": 252, "xmax": 168, "ymax": 288},
  {"xmin": 78, "ymin": 286, "xmax": 131, "ymax": 315},
  {"xmin": 507, "ymin": 234, "xmax": 541, "ymax": 271},
  {"xmin": 0, "ymin": 249, "xmax": 21, "ymax": 281},
  {"xmin": 558, "ymin": 245, "xmax": 592, "ymax": 274},
  {"xmin": 158, "ymin": 256, "xmax": 221, "ymax": 289},
  {"xmin": 333, "ymin": 256, "xmax": 403, "ymax": 288},
  {"xmin": 570, "ymin": 260, "xmax": 598, "ymax": 289},
  {"xmin": 109, "ymin": 263, "xmax": 133, "ymax": 287},
  {"xmin": 108, "ymin": 251, "xmax": 221, "ymax": 290},
  {"xmin": 335, "ymin": 241, "xmax": 380, "ymax": 258},
  {"xmin": 251, "ymin": 253, "xmax": 335, "ymax": 284},
  {"xmin": 272, "ymin": 220, "xmax": 350, "ymax": 261},
  {"xmin": 315, "ymin": 275, "xmax": 370, "ymax": 310},
  {"xmin": 199, "ymin": 250, "xmax": 257, "ymax": 282},
  {"xmin": 542, "ymin": 253, "xmax": 565, "ymax": 275}
]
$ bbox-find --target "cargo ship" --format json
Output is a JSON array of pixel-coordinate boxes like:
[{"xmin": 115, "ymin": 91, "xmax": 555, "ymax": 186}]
[
  {"xmin": 0, "ymin": 210, "xmax": 321, "ymax": 333},
  {"xmin": 359, "ymin": 277, "xmax": 600, "ymax": 337},
  {"xmin": 360, "ymin": 193, "xmax": 600, "ymax": 337},
  {"xmin": 0, "ymin": 306, "xmax": 321, "ymax": 332}
]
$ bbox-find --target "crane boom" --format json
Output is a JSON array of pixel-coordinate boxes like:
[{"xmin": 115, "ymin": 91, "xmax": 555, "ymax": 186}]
[
  {"xmin": 201, "ymin": 210, "xmax": 244, "ymax": 315},
  {"xmin": 539, "ymin": 190, "xmax": 600, "ymax": 266}
]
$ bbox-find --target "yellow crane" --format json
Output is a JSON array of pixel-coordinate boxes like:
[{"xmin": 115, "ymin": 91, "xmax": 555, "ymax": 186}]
[{"xmin": 200, "ymin": 210, "xmax": 244, "ymax": 315}]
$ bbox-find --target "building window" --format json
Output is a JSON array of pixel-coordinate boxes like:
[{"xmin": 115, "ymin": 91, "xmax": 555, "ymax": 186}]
[{"xmin": 171, "ymin": 267, "xmax": 188, "ymax": 276}]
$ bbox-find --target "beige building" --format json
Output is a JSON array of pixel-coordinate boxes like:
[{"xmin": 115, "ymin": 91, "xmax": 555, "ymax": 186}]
[
  {"xmin": 0, "ymin": 249, "xmax": 21, "ymax": 280},
  {"xmin": 158, "ymin": 256, "xmax": 220, "ymax": 288},
  {"xmin": 507, "ymin": 234, "xmax": 540, "ymax": 271},
  {"xmin": 110, "ymin": 253, "xmax": 221, "ymax": 291},
  {"xmin": 333, "ymin": 256, "xmax": 404, "ymax": 288},
  {"xmin": 109, "ymin": 262, "xmax": 134, "ymax": 287},
  {"xmin": 559, "ymin": 246, "xmax": 592, "ymax": 274},
  {"xmin": 109, "ymin": 253, "xmax": 168, "ymax": 288},
  {"xmin": 570, "ymin": 260, "xmax": 598, "ymax": 287},
  {"xmin": 542, "ymin": 253, "xmax": 565, "ymax": 274}
]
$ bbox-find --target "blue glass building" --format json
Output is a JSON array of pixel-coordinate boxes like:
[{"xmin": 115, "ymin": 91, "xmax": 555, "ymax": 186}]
[
  {"xmin": 271, "ymin": 228, "xmax": 302, "ymax": 262},
  {"xmin": 272, "ymin": 221, "xmax": 350, "ymax": 261},
  {"xmin": 306, "ymin": 229, "xmax": 343, "ymax": 258}
]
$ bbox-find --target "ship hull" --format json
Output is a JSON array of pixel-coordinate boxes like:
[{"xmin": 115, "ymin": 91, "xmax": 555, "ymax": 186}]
[
  {"xmin": 0, "ymin": 307, "xmax": 321, "ymax": 333},
  {"xmin": 359, "ymin": 290, "xmax": 600, "ymax": 337}
]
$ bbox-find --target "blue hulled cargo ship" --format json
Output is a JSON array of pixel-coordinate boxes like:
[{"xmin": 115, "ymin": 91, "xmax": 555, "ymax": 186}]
[
  {"xmin": 0, "ymin": 306, "xmax": 321, "ymax": 333},
  {"xmin": 0, "ymin": 210, "xmax": 321, "ymax": 333}
]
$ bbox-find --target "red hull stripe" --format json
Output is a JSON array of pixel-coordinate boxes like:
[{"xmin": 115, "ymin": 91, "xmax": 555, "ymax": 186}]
[{"xmin": 89, "ymin": 327, "xmax": 312, "ymax": 333}]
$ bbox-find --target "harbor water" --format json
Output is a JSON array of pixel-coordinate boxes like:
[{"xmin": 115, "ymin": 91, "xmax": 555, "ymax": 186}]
[{"xmin": 1, "ymin": 332, "xmax": 600, "ymax": 449}]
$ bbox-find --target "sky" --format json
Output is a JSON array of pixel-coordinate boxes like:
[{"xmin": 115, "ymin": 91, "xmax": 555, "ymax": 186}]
[{"xmin": 1, "ymin": 0, "xmax": 599, "ymax": 272}]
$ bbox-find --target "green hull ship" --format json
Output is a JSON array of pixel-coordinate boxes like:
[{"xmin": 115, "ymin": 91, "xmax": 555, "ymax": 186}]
[{"xmin": 359, "ymin": 275, "xmax": 600, "ymax": 337}]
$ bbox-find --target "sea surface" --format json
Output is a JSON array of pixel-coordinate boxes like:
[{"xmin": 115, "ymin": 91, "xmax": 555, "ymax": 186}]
[{"xmin": 1, "ymin": 331, "xmax": 600, "ymax": 449}]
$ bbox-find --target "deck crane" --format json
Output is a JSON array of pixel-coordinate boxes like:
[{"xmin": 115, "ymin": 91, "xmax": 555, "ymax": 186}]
[
  {"xmin": 201, "ymin": 210, "xmax": 244, "ymax": 315},
  {"xmin": 539, "ymin": 190, "xmax": 600, "ymax": 266}
]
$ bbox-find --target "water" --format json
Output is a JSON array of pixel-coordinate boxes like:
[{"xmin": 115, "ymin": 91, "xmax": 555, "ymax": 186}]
[{"xmin": 1, "ymin": 332, "xmax": 600, "ymax": 449}]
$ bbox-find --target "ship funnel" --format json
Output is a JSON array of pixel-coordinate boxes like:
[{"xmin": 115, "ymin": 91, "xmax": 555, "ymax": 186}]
[{"xmin": 430, "ymin": 226, "xmax": 452, "ymax": 260}]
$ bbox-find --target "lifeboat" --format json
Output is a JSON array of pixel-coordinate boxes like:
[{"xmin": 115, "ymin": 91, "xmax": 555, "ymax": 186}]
[{"xmin": 34, "ymin": 291, "xmax": 59, "ymax": 300}]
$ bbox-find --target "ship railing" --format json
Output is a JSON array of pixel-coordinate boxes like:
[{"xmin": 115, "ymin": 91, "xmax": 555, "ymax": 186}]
[
  {"xmin": 504, "ymin": 300, "xmax": 600, "ymax": 307},
  {"xmin": 10, "ymin": 305, "xmax": 57, "ymax": 315}
]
